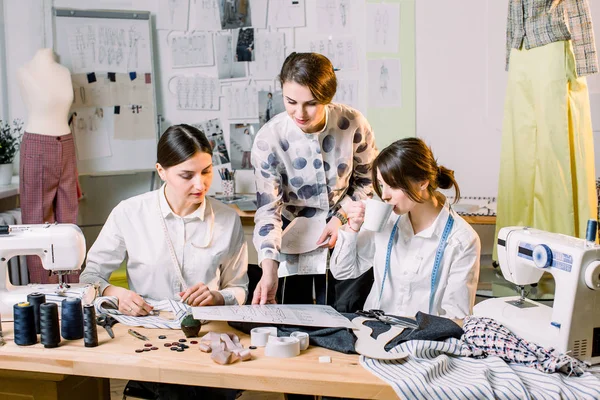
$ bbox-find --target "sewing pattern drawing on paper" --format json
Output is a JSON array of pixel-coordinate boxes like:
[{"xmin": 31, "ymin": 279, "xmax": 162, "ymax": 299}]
[
  {"xmin": 224, "ymin": 85, "xmax": 258, "ymax": 119},
  {"xmin": 158, "ymin": 0, "xmax": 190, "ymax": 31},
  {"xmin": 368, "ymin": 59, "xmax": 401, "ymax": 108},
  {"xmin": 174, "ymin": 75, "xmax": 219, "ymax": 110},
  {"xmin": 333, "ymin": 79, "xmax": 358, "ymax": 110},
  {"xmin": 251, "ymin": 32, "xmax": 285, "ymax": 79},
  {"xmin": 215, "ymin": 34, "xmax": 247, "ymax": 79},
  {"xmin": 171, "ymin": 32, "xmax": 214, "ymax": 68},
  {"xmin": 268, "ymin": 0, "xmax": 306, "ymax": 28},
  {"xmin": 316, "ymin": 0, "xmax": 352, "ymax": 34},
  {"xmin": 367, "ymin": 3, "xmax": 400, "ymax": 53},
  {"xmin": 191, "ymin": 0, "xmax": 221, "ymax": 31},
  {"xmin": 68, "ymin": 25, "xmax": 96, "ymax": 72},
  {"xmin": 305, "ymin": 36, "xmax": 357, "ymax": 70}
]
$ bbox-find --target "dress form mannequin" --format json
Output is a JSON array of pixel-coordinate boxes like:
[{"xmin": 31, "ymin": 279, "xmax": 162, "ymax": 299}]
[
  {"xmin": 18, "ymin": 48, "xmax": 73, "ymax": 136},
  {"xmin": 18, "ymin": 48, "xmax": 80, "ymax": 284}
]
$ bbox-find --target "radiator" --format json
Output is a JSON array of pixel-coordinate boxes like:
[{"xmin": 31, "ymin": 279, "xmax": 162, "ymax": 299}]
[{"xmin": 0, "ymin": 209, "xmax": 28, "ymax": 286}]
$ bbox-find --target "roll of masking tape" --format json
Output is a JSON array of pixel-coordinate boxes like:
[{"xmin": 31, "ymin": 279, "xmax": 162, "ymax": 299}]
[
  {"xmin": 264, "ymin": 336, "xmax": 300, "ymax": 358},
  {"xmin": 290, "ymin": 331, "xmax": 309, "ymax": 351},
  {"xmin": 250, "ymin": 327, "xmax": 277, "ymax": 347}
]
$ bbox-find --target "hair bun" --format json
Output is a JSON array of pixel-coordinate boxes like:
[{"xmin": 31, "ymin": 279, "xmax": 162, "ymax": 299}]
[{"xmin": 437, "ymin": 165, "xmax": 454, "ymax": 190}]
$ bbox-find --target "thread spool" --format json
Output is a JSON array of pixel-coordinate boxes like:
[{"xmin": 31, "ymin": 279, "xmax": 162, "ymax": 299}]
[
  {"xmin": 83, "ymin": 304, "xmax": 98, "ymax": 347},
  {"xmin": 40, "ymin": 303, "xmax": 61, "ymax": 348},
  {"xmin": 586, "ymin": 219, "xmax": 598, "ymax": 244},
  {"xmin": 61, "ymin": 297, "xmax": 84, "ymax": 340},
  {"xmin": 13, "ymin": 302, "xmax": 37, "ymax": 346},
  {"xmin": 27, "ymin": 292, "xmax": 46, "ymax": 334}
]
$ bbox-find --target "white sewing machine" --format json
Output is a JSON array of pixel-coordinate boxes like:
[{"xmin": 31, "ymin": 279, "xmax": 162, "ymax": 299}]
[
  {"xmin": 474, "ymin": 226, "xmax": 600, "ymax": 364},
  {"xmin": 0, "ymin": 223, "xmax": 91, "ymax": 314}
]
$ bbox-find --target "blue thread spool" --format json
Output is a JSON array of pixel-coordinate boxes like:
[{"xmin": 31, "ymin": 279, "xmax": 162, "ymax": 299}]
[
  {"xmin": 13, "ymin": 302, "xmax": 37, "ymax": 346},
  {"xmin": 61, "ymin": 298, "xmax": 84, "ymax": 340},
  {"xmin": 40, "ymin": 302, "xmax": 61, "ymax": 348},
  {"xmin": 83, "ymin": 304, "xmax": 98, "ymax": 347},
  {"xmin": 27, "ymin": 292, "xmax": 46, "ymax": 334},
  {"xmin": 586, "ymin": 219, "xmax": 598, "ymax": 244}
]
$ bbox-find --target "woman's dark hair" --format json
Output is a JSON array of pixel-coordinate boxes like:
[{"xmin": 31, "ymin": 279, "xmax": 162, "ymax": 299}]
[
  {"xmin": 372, "ymin": 137, "xmax": 460, "ymax": 204},
  {"xmin": 157, "ymin": 124, "xmax": 212, "ymax": 168},
  {"xmin": 279, "ymin": 52, "xmax": 337, "ymax": 104}
]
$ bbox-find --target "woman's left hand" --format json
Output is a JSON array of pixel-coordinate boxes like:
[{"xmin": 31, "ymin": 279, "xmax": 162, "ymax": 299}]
[
  {"xmin": 316, "ymin": 217, "xmax": 343, "ymax": 249},
  {"xmin": 179, "ymin": 283, "xmax": 224, "ymax": 307}
]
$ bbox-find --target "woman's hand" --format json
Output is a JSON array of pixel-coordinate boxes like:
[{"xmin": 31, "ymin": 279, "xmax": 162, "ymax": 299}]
[
  {"xmin": 180, "ymin": 283, "xmax": 224, "ymax": 307},
  {"xmin": 104, "ymin": 285, "xmax": 153, "ymax": 316},
  {"xmin": 316, "ymin": 216, "xmax": 343, "ymax": 249},
  {"xmin": 252, "ymin": 259, "xmax": 279, "ymax": 305},
  {"xmin": 345, "ymin": 201, "xmax": 365, "ymax": 232}
]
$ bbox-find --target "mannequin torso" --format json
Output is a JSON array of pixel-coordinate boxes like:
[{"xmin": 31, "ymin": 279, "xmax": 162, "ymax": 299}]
[{"xmin": 17, "ymin": 48, "xmax": 74, "ymax": 136}]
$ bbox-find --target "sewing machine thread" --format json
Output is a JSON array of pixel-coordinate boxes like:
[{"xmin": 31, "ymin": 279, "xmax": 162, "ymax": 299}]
[
  {"xmin": 83, "ymin": 304, "xmax": 98, "ymax": 347},
  {"xmin": 27, "ymin": 292, "xmax": 46, "ymax": 334},
  {"xmin": 13, "ymin": 302, "xmax": 37, "ymax": 346},
  {"xmin": 40, "ymin": 302, "xmax": 60, "ymax": 348},
  {"xmin": 61, "ymin": 298, "xmax": 84, "ymax": 340}
]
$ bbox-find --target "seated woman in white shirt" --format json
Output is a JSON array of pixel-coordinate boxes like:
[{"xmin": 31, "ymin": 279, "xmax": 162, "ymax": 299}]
[
  {"xmin": 331, "ymin": 138, "xmax": 480, "ymax": 319},
  {"xmin": 81, "ymin": 124, "xmax": 249, "ymax": 315}
]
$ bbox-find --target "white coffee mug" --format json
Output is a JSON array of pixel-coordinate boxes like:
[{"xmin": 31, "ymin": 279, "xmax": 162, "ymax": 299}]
[{"xmin": 362, "ymin": 199, "xmax": 393, "ymax": 232}]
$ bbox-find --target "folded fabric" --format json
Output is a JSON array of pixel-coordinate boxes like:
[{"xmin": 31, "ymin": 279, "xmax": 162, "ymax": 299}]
[
  {"xmin": 228, "ymin": 311, "xmax": 464, "ymax": 354},
  {"xmin": 461, "ymin": 315, "xmax": 588, "ymax": 376},
  {"xmin": 362, "ymin": 338, "xmax": 600, "ymax": 400},
  {"xmin": 93, "ymin": 296, "xmax": 189, "ymax": 329},
  {"xmin": 29, "ymin": 284, "xmax": 96, "ymax": 309}
]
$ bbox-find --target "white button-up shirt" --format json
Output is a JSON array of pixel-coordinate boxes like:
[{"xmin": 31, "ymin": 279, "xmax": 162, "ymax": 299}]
[
  {"xmin": 330, "ymin": 204, "xmax": 480, "ymax": 319},
  {"xmin": 81, "ymin": 186, "xmax": 248, "ymax": 305}
]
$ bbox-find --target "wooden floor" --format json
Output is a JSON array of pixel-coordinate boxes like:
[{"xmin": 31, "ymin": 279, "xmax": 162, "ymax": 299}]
[{"xmin": 111, "ymin": 379, "xmax": 284, "ymax": 399}]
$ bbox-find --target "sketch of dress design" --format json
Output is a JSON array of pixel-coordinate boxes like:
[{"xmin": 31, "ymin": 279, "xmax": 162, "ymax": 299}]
[
  {"xmin": 127, "ymin": 26, "xmax": 140, "ymax": 70},
  {"xmin": 175, "ymin": 75, "xmax": 219, "ymax": 110},
  {"xmin": 168, "ymin": 0, "xmax": 179, "ymax": 25},
  {"xmin": 339, "ymin": 0, "xmax": 348, "ymax": 27},
  {"xmin": 379, "ymin": 63, "xmax": 389, "ymax": 96}
]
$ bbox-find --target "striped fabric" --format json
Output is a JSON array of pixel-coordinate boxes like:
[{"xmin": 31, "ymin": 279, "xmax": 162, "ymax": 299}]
[
  {"xmin": 361, "ymin": 338, "xmax": 600, "ymax": 400},
  {"xmin": 506, "ymin": 0, "xmax": 598, "ymax": 77},
  {"xmin": 19, "ymin": 132, "xmax": 79, "ymax": 284},
  {"xmin": 93, "ymin": 296, "xmax": 190, "ymax": 329}
]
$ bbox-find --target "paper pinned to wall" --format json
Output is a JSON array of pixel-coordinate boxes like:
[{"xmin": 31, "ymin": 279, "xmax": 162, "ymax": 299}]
[
  {"xmin": 281, "ymin": 215, "xmax": 327, "ymax": 254},
  {"xmin": 279, "ymin": 248, "xmax": 328, "ymax": 277},
  {"xmin": 316, "ymin": 0, "xmax": 353, "ymax": 34},
  {"xmin": 191, "ymin": 304, "xmax": 355, "ymax": 329},
  {"xmin": 113, "ymin": 104, "xmax": 156, "ymax": 140},
  {"xmin": 333, "ymin": 79, "xmax": 359, "ymax": 111},
  {"xmin": 190, "ymin": 0, "xmax": 221, "ymax": 31},
  {"xmin": 170, "ymin": 32, "xmax": 214, "ymax": 68},
  {"xmin": 368, "ymin": 59, "xmax": 401, "ymax": 108},
  {"xmin": 250, "ymin": 31, "xmax": 285, "ymax": 79},
  {"xmin": 157, "ymin": 0, "xmax": 190, "ymax": 31},
  {"xmin": 366, "ymin": 3, "xmax": 400, "ymax": 53},
  {"xmin": 215, "ymin": 34, "xmax": 248, "ymax": 80},
  {"xmin": 299, "ymin": 35, "xmax": 358, "ymax": 70},
  {"xmin": 268, "ymin": 0, "xmax": 306, "ymax": 28},
  {"xmin": 67, "ymin": 25, "xmax": 97, "ymax": 73},
  {"xmin": 251, "ymin": 0, "xmax": 269, "ymax": 28},
  {"xmin": 73, "ymin": 107, "xmax": 112, "ymax": 160},
  {"xmin": 174, "ymin": 75, "xmax": 220, "ymax": 110},
  {"xmin": 224, "ymin": 85, "xmax": 259, "ymax": 119},
  {"xmin": 72, "ymin": 73, "xmax": 111, "ymax": 108}
]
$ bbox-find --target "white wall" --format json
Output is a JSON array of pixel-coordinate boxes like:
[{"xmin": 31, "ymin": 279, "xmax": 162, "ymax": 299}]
[{"xmin": 416, "ymin": 0, "xmax": 600, "ymax": 198}]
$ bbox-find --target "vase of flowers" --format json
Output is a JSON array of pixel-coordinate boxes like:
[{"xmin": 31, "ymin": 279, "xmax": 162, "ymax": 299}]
[{"xmin": 0, "ymin": 119, "xmax": 23, "ymax": 185}]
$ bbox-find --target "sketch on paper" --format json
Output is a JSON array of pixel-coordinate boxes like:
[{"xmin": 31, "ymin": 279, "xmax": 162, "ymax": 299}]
[
  {"xmin": 192, "ymin": 118, "xmax": 230, "ymax": 165},
  {"xmin": 171, "ymin": 32, "xmax": 214, "ymax": 68},
  {"xmin": 316, "ymin": 0, "xmax": 352, "ymax": 34},
  {"xmin": 97, "ymin": 25, "xmax": 126, "ymax": 72},
  {"xmin": 367, "ymin": 3, "xmax": 400, "ymax": 53},
  {"xmin": 67, "ymin": 25, "xmax": 97, "ymax": 73},
  {"xmin": 215, "ymin": 34, "xmax": 247, "ymax": 80},
  {"xmin": 258, "ymin": 90, "xmax": 284, "ymax": 127},
  {"xmin": 224, "ymin": 85, "xmax": 259, "ymax": 119},
  {"xmin": 114, "ymin": 104, "xmax": 156, "ymax": 140},
  {"xmin": 174, "ymin": 75, "xmax": 219, "ymax": 110},
  {"xmin": 158, "ymin": 0, "xmax": 190, "ymax": 31},
  {"xmin": 279, "ymin": 247, "xmax": 328, "ymax": 277},
  {"xmin": 72, "ymin": 107, "xmax": 112, "ymax": 160},
  {"xmin": 268, "ymin": 0, "xmax": 305, "ymax": 28},
  {"xmin": 190, "ymin": 0, "xmax": 221, "ymax": 31},
  {"xmin": 191, "ymin": 304, "xmax": 355, "ymax": 329},
  {"xmin": 368, "ymin": 59, "xmax": 401, "ymax": 108},
  {"xmin": 333, "ymin": 79, "xmax": 358, "ymax": 110},
  {"xmin": 233, "ymin": 28, "xmax": 255, "ymax": 62},
  {"xmin": 304, "ymin": 36, "xmax": 357, "ymax": 70},
  {"xmin": 218, "ymin": 0, "xmax": 252, "ymax": 29},
  {"xmin": 229, "ymin": 123, "xmax": 259, "ymax": 170},
  {"xmin": 251, "ymin": 31, "xmax": 285, "ymax": 79},
  {"xmin": 126, "ymin": 26, "xmax": 141, "ymax": 70}
]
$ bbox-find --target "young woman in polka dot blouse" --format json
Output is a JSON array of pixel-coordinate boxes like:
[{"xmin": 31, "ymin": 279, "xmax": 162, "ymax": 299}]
[{"xmin": 251, "ymin": 52, "xmax": 377, "ymax": 306}]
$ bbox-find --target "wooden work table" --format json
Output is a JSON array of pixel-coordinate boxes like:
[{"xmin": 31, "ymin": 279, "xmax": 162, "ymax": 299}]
[{"xmin": 0, "ymin": 320, "xmax": 396, "ymax": 399}]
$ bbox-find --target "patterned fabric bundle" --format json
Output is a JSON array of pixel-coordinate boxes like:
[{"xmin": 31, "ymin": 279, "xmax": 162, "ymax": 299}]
[
  {"xmin": 93, "ymin": 296, "xmax": 189, "ymax": 329},
  {"xmin": 461, "ymin": 316, "xmax": 588, "ymax": 376}
]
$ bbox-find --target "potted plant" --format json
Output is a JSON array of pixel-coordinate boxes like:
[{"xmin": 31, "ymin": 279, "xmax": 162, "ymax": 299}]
[{"xmin": 0, "ymin": 119, "xmax": 23, "ymax": 185}]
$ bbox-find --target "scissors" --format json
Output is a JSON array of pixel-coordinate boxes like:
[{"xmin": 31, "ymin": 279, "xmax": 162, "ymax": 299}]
[
  {"xmin": 96, "ymin": 313, "xmax": 118, "ymax": 339},
  {"xmin": 356, "ymin": 309, "xmax": 419, "ymax": 329}
]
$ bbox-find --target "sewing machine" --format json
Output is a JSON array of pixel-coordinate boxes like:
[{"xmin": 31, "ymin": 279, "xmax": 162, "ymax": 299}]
[
  {"xmin": 473, "ymin": 226, "xmax": 600, "ymax": 364},
  {"xmin": 0, "ymin": 223, "xmax": 90, "ymax": 314}
]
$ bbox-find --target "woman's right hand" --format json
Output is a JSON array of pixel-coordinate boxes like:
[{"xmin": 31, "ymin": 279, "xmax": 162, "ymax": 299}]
[
  {"xmin": 104, "ymin": 285, "xmax": 154, "ymax": 316},
  {"xmin": 344, "ymin": 201, "xmax": 366, "ymax": 232}
]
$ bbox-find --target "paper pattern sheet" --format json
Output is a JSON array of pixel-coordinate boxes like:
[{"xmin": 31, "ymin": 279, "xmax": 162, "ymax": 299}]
[
  {"xmin": 73, "ymin": 108, "xmax": 112, "ymax": 160},
  {"xmin": 192, "ymin": 304, "xmax": 355, "ymax": 329},
  {"xmin": 333, "ymin": 79, "xmax": 358, "ymax": 110},
  {"xmin": 316, "ymin": 0, "xmax": 353, "ymax": 34},
  {"xmin": 268, "ymin": 0, "xmax": 306, "ymax": 28},
  {"xmin": 281, "ymin": 215, "xmax": 326, "ymax": 254},
  {"xmin": 303, "ymin": 36, "xmax": 358, "ymax": 70},
  {"xmin": 113, "ymin": 104, "xmax": 156, "ymax": 140},
  {"xmin": 224, "ymin": 85, "xmax": 259, "ymax": 119},
  {"xmin": 72, "ymin": 72, "xmax": 153, "ymax": 108},
  {"xmin": 250, "ymin": 31, "xmax": 285, "ymax": 79},
  {"xmin": 190, "ymin": 0, "xmax": 221, "ymax": 31},
  {"xmin": 368, "ymin": 59, "xmax": 401, "ymax": 108},
  {"xmin": 158, "ymin": 0, "xmax": 190, "ymax": 31},
  {"xmin": 215, "ymin": 34, "xmax": 247, "ymax": 80},
  {"xmin": 174, "ymin": 75, "xmax": 219, "ymax": 110},
  {"xmin": 278, "ymin": 247, "xmax": 328, "ymax": 278},
  {"xmin": 366, "ymin": 3, "xmax": 400, "ymax": 53},
  {"xmin": 171, "ymin": 32, "xmax": 214, "ymax": 68}
]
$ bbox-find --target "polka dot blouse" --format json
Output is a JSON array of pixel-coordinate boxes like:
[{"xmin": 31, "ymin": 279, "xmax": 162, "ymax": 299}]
[{"xmin": 251, "ymin": 103, "xmax": 377, "ymax": 264}]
